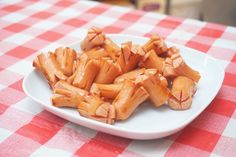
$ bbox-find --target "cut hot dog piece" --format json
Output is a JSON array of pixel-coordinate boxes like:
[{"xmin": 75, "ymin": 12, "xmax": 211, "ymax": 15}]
[
  {"xmin": 54, "ymin": 47, "xmax": 77, "ymax": 76},
  {"xmin": 168, "ymin": 76, "xmax": 196, "ymax": 110},
  {"xmin": 171, "ymin": 50, "xmax": 201, "ymax": 82},
  {"xmin": 33, "ymin": 52, "xmax": 67, "ymax": 87},
  {"xmin": 52, "ymin": 81, "xmax": 87, "ymax": 108},
  {"xmin": 54, "ymin": 80, "xmax": 88, "ymax": 96},
  {"xmin": 112, "ymin": 80, "xmax": 149, "ymax": 120},
  {"xmin": 114, "ymin": 68, "xmax": 145, "ymax": 83},
  {"xmin": 52, "ymin": 89, "xmax": 83, "ymax": 108},
  {"xmin": 94, "ymin": 58, "xmax": 121, "ymax": 84},
  {"xmin": 90, "ymin": 83, "xmax": 123, "ymax": 99},
  {"xmin": 102, "ymin": 37, "xmax": 120, "ymax": 60},
  {"xmin": 162, "ymin": 57, "xmax": 178, "ymax": 78},
  {"xmin": 78, "ymin": 94, "xmax": 116, "ymax": 124},
  {"xmin": 85, "ymin": 47, "xmax": 109, "ymax": 59},
  {"xmin": 142, "ymin": 35, "xmax": 168, "ymax": 55},
  {"xmin": 117, "ymin": 42, "xmax": 144, "ymax": 73},
  {"xmin": 68, "ymin": 54, "xmax": 100, "ymax": 91},
  {"xmin": 80, "ymin": 26, "xmax": 106, "ymax": 51},
  {"xmin": 139, "ymin": 50, "xmax": 164, "ymax": 73},
  {"xmin": 141, "ymin": 75, "xmax": 170, "ymax": 107}
]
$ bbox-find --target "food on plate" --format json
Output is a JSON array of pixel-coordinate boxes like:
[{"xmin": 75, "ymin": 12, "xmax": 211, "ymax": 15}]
[
  {"xmin": 94, "ymin": 58, "xmax": 121, "ymax": 84},
  {"xmin": 85, "ymin": 47, "xmax": 108, "ymax": 59},
  {"xmin": 90, "ymin": 83, "xmax": 123, "ymax": 99},
  {"xmin": 80, "ymin": 26, "xmax": 106, "ymax": 51},
  {"xmin": 78, "ymin": 94, "xmax": 116, "ymax": 124},
  {"xmin": 168, "ymin": 76, "xmax": 196, "ymax": 110},
  {"xmin": 142, "ymin": 35, "xmax": 168, "ymax": 55},
  {"xmin": 141, "ymin": 74, "xmax": 170, "ymax": 107},
  {"xmin": 68, "ymin": 53, "xmax": 100, "ymax": 90},
  {"xmin": 52, "ymin": 80, "xmax": 88, "ymax": 108},
  {"xmin": 33, "ymin": 52, "xmax": 67, "ymax": 87},
  {"xmin": 114, "ymin": 68, "xmax": 146, "ymax": 83},
  {"xmin": 171, "ymin": 52, "xmax": 201, "ymax": 82},
  {"xmin": 117, "ymin": 41, "xmax": 144, "ymax": 73},
  {"xmin": 112, "ymin": 80, "xmax": 149, "ymax": 120},
  {"xmin": 102, "ymin": 37, "xmax": 120, "ymax": 60},
  {"xmin": 33, "ymin": 26, "xmax": 201, "ymax": 124},
  {"xmin": 139, "ymin": 49, "xmax": 164, "ymax": 73},
  {"xmin": 54, "ymin": 47, "xmax": 77, "ymax": 76}
]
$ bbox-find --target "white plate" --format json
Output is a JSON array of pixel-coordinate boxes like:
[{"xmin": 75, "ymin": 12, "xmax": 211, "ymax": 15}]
[{"xmin": 23, "ymin": 34, "xmax": 224, "ymax": 140}]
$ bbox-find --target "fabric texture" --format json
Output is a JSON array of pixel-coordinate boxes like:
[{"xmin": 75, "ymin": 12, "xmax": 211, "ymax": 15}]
[{"xmin": 0, "ymin": 0, "xmax": 236, "ymax": 156}]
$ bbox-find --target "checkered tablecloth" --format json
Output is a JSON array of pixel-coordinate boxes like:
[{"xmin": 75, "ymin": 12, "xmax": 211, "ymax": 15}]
[{"xmin": 0, "ymin": 0, "xmax": 236, "ymax": 156}]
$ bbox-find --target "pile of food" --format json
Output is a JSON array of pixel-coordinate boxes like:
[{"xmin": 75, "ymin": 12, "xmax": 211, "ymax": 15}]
[{"xmin": 33, "ymin": 27, "xmax": 201, "ymax": 124}]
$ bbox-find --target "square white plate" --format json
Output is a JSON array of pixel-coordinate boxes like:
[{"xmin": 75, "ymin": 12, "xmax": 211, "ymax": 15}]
[{"xmin": 23, "ymin": 34, "xmax": 224, "ymax": 139}]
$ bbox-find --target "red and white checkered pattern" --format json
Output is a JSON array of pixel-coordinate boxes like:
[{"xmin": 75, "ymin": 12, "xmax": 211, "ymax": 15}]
[{"xmin": 0, "ymin": 0, "xmax": 236, "ymax": 156}]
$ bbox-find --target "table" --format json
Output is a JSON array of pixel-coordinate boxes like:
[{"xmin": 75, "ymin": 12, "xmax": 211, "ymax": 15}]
[{"xmin": 0, "ymin": 0, "xmax": 236, "ymax": 156}]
